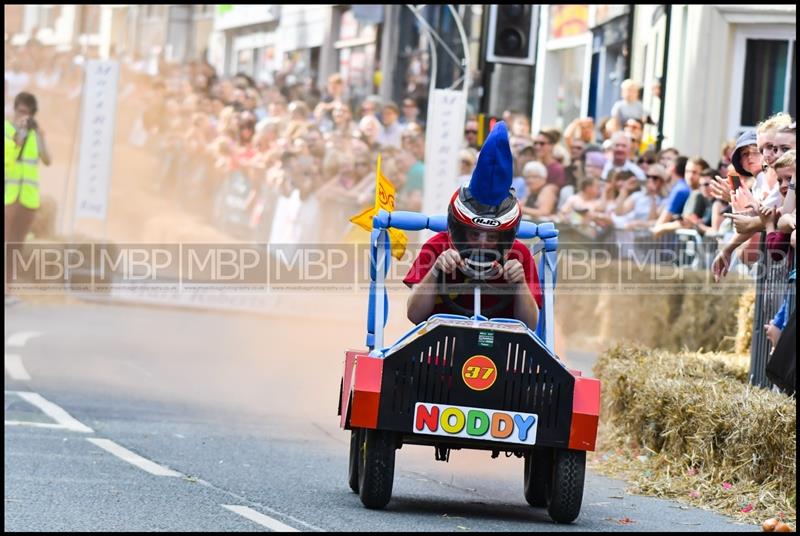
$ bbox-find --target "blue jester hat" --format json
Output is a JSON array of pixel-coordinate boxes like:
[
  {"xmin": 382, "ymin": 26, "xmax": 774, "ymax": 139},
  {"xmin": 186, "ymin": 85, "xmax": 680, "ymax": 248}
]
[{"xmin": 467, "ymin": 120, "xmax": 514, "ymax": 206}]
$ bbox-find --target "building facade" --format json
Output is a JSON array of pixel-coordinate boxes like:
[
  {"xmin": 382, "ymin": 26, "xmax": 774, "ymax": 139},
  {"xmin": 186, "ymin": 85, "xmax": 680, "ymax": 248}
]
[
  {"xmin": 531, "ymin": 4, "xmax": 796, "ymax": 162},
  {"xmin": 5, "ymin": 5, "xmax": 214, "ymax": 66},
  {"xmin": 631, "ymin": 4, "xmax": 796, "ymax": 160}
]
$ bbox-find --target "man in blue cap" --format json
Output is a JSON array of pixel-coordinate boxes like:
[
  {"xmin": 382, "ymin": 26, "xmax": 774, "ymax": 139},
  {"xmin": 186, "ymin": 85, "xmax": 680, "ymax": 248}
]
[{"xmin": 404, "ymin": 121, "xmax": 542, "ymax": 327}]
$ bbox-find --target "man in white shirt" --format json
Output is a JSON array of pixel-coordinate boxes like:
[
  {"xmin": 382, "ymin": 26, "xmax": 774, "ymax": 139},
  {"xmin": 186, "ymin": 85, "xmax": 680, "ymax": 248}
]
[{"xmin": 601, "ymin": 132, "xmax": 646, "ymax": 182}]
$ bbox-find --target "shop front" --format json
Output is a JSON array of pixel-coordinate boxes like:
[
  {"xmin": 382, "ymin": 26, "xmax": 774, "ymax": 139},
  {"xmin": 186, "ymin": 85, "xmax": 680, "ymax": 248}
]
[
  {"xmin": 587, "ymin": 5, "xmax": 633, "ymax": 122},
  {"xmin": 532, "ymin": 5, "xmax": 591, "ymax": 132}
]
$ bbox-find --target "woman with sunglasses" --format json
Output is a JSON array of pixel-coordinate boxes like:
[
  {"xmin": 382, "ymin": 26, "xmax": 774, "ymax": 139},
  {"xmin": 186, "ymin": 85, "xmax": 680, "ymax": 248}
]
[
  {"xmin": 615, "ymin": 165, "xmax": 668, "ymax": 231},
  {"xmin": 533, "ymin": 129, "xmax": 566, "ymax": 189}
]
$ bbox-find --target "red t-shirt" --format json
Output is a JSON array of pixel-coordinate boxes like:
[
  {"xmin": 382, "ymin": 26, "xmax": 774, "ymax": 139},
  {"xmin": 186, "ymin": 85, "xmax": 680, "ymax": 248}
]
[{"xmin": 403, "ymin": 232, "xmax": 543, "ymax": 318}]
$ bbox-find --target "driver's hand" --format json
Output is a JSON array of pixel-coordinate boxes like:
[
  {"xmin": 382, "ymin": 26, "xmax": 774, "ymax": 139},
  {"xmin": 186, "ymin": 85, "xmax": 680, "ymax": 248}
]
[
  {"xmin": 500, "ymin": 259, "xmax": 525, "ymax": 286},
  {"xmin": 434, "ymin": 248, "xmax": 464, "ymax": 275}
]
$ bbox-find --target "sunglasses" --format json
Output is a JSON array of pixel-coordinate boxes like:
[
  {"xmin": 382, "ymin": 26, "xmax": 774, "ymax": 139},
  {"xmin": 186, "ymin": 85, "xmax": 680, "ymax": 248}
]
[
  {"xmin": 646, "ymin": 175, "xmax": 662, "ymax": 180},
  {"xmin": 465, "ymin": 129, "xmax": 477, "ymax": 135}
]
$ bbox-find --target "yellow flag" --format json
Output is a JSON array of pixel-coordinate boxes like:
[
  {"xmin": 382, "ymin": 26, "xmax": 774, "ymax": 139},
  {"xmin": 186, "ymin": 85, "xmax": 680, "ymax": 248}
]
[
  {"xmin": 350, "ymin": 205, "xmax": 376, "ymax": 234},
  {"xmin": 349, "ymin": 153, "xmax": 408, "ymax": 259},
  {"xmin": 387, "ymin": 228, "xmax": 408, "ymax": 260}
]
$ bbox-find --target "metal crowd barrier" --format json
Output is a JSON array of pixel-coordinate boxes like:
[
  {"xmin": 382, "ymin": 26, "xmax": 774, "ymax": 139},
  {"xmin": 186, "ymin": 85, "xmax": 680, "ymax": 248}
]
[
  {"xmin": 552, "ymin": 223, "xmax": 722, "ymax": 270},
  {"xmin": 749, "ymin": 232, "xmax": 795, "ymax": 388}
]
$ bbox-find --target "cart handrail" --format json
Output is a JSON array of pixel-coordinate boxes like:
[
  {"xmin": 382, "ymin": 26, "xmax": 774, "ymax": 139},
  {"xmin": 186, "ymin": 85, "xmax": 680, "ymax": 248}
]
[{"xmin": 366, "ymin": 210, "xmax": 559, "ymax": 356}]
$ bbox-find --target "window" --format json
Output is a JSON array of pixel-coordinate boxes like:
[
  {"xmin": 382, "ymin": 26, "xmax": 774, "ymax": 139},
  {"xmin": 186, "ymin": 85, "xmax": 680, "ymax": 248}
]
[
  {"xmin": 39, "ymin": 6, "xmax": 57, "ymax": 30},
  {"xmin": 729, "ymin": 26, "xmax": 796, "ymax": 137},
  {"xmin": 540, "ymin": 45, "xmax": 587, "ymax": 130},
  {"xmin": 740, "ymin": 39, "xmax": 795, "ymax": 127}
]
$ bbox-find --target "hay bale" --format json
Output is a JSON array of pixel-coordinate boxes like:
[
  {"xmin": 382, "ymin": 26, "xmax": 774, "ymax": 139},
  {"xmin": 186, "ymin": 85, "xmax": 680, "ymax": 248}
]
[
  {"xmin": 735, "ymin": 288, "xmax": 756, "ymax": 355},
  {"xmin": 663, "ymin": 273, "xmax": 743, "ymax": 352},
  {"xmin": 557, "ymin": 260, "xmax": 747, "ymax": 353},
  {"xmin": 593, "ymin": 344, "xmax": 795, "ymax": 523}
]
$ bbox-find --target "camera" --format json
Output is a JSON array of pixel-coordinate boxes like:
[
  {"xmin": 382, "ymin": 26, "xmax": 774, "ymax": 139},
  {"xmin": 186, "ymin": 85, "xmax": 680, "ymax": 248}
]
[{"xmin": 26, "ymin": 117, "xmax": 38, "ymax": 131}]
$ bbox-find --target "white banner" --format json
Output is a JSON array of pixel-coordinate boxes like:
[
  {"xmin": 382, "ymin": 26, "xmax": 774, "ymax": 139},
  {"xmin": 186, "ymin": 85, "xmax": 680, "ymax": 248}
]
[
  {"xmin": 422, "ymin": 89, "xmax": 467, "ymax": 218},
  {"xmin": 74, "ymin": 60, "xmax": 119, "ymax": 221}
]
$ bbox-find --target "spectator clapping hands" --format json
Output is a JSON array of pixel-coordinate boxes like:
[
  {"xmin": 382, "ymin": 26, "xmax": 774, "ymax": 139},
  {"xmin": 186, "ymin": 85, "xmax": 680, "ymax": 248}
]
[
  {"xmin": 777, "ymin": 211, "xmax": 796, "ymax": 234},
  {"xmin": 730, "ymin": 184, "xmax": 758, "ymax": 214},
  {"xmin": 758, "ymin": 205, "xmax": 778, "ymax": 232},
  {"xmin": 709, "ymin": 175, "xmax": 732, "ymax": 203}
]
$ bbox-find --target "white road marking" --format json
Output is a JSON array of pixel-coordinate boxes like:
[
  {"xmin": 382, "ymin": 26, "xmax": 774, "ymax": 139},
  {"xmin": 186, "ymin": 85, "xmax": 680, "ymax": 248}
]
[
  {"xmin": 221, "ymin": 505, "xmax": 300, "ymax": 532},
  {"xmin": 6, "ymin": 331, "xmax": 43, "ymax": 347},
  {"xmin": 5, "ymin": 354, "xmax": 31, "ymax": 380},
  {"xmin": 87, "ymin": 438, "xmax": 183, "ymax": 477},
  {"xmin": 5, "ymin": 420, "xmax": 79, "ymax": 430},
  {"xmin": 6, "ymin": 391, "xmax": 93, "ymax": 433},
  {"xmin": 195, "ymin": 478, "xmax": 325, "ymax": 532}
]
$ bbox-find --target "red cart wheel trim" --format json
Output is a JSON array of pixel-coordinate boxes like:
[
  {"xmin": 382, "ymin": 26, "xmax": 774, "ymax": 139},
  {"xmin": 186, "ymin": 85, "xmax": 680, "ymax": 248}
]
[
  {"xmin": 568, "ymin": 376, "xmax": 601, "ymax": 451},
  {"xmin": 350, "ymin": 355, "xmax": 384, "ymax": 429}
]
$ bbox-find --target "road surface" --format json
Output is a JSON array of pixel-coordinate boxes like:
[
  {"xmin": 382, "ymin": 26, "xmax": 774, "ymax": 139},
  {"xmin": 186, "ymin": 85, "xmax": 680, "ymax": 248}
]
[{"xmin": 5, "ymin": 297, "xmax": 759, "ymax": 532}]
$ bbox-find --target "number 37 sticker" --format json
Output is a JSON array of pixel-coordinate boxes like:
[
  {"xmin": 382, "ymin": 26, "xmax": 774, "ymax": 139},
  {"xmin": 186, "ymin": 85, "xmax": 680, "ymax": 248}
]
[{"xmin": 462, "ymin": 355, "xmax": 498, "ymax": 391}]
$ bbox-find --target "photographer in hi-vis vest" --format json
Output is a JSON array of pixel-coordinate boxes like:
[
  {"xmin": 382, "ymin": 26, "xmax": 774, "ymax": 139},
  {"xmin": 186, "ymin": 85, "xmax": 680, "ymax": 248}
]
[{"xmin": 5, "ymin": 91, "xmax": 52, "ymax": 305}]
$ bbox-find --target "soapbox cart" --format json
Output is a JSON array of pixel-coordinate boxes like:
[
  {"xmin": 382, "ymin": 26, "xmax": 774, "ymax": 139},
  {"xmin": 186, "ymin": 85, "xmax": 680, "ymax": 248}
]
[{"xmin": 338, "ymin": 210, "xmax": 601, "ymax": 524}]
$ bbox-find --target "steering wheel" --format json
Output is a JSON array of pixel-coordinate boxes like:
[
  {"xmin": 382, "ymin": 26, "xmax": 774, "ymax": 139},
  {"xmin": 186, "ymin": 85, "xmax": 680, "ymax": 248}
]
[{"xmin": 438, "ymin": 261, "xmax": 514, "ymax": 318}]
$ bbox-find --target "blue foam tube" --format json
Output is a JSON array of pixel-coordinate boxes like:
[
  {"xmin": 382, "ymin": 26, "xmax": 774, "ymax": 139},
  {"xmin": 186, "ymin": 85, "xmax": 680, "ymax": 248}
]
[
  {"xmin": 517, "ymin": 221, "xmax": 539, "ymax": 239},
  {"xmin": 387, "ymin": 211, "xmax": 429, "ymax": 230}
]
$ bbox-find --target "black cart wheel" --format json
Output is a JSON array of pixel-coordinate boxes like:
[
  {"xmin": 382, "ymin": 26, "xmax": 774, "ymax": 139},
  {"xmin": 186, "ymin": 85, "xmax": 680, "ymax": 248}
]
[
  {"xmin": 523, "ymin": 447, "xmax": 553, "ymax": 507},
  {"xmin": 358, "ymin": 429, "xmax": 396, "ymax": 509},
  {"xmin": 546, "ymin": 448, "xmax": 586, "ymax": 524},
  {"xmin": 348, "ymin": 428, "xmax": 361, "ymax": 493}
]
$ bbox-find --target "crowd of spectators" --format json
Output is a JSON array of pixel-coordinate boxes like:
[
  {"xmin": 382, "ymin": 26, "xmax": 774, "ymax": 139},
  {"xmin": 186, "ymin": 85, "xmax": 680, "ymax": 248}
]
[{"xmin": 131, "ymin": 63, "xmax": 440, "ymax": 243}]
